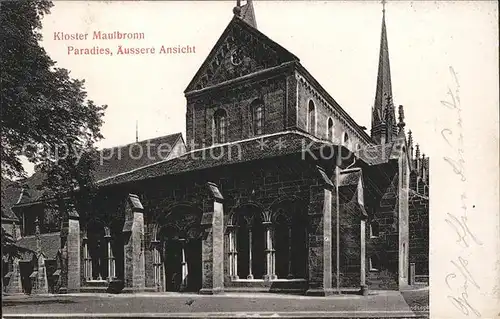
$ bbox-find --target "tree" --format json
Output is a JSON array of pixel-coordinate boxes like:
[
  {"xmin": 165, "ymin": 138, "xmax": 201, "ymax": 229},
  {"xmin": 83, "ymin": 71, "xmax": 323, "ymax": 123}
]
[
  {"xmin": 1, "ymin": 1, "xmax": 106, "ymax": 212},
  {"xmin": 1, "ymin": 227, "xmax": 19, "ymax": 258}
]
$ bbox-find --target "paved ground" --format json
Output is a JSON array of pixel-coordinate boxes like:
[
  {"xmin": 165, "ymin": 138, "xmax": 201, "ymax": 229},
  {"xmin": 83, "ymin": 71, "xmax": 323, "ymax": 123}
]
[
  {"xmin": 401, "ymin": 287, "xmax": 429, "ymax": 314},
  {"xmin": 2, "ymin": 289, "xmax": 429, "ymax": 318}
]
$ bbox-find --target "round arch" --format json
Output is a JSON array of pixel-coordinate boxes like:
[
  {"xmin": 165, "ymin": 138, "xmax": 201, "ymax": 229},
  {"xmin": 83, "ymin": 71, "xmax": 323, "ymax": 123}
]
[
  {"xmin": 156, "ymin": 203, "xmax": 204, "ymax": 241},
  {"xmin": 227, "ymin": 202, "xmax": 265, "ymax": 226},
  {"xmin": 153, "ymin": 202, "xmax": 204, "ymax": 293},
  {"xmin": 267, "ymin": 196, "xmax": 308, "ymax": 279}
]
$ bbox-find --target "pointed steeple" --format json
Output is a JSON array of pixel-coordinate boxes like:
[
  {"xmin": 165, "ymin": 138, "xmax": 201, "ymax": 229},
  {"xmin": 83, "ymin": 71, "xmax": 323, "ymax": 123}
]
[
  {"xmin": 371, "ymin": 2, "xmax": 397, "ymax": 144},
  {"xmin": 234, "ymin": 0, "xmax": 257, "ymax": 29}
]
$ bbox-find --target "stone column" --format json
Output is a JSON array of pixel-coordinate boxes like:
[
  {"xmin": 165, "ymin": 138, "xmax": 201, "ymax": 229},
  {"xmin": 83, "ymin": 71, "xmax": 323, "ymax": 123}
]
[
  {"xmin": 247, "ymin": 226, "xmax": 253, "ymax": 280},
  {"xmin": 200, "ymin": 182, "xmax": 224, "ymax": 295},
  {"xmin": 5, "ymin": 258, "xmax": 23, "ymax": 294},
  {"xmin": 306, "ymin": 166, "xmax": 334, "ymax": 296},
  {"xmin": 228, "ymin": 226, "xmax": 238, "ymax": 279},
  {"xmin": 105, "ymin": 227, "xmax": 115, "ymax": 281},
  {"xmin": 82, "ymin": 232, "xmax": 92, "ymax": 281},
  {"xmin": 264, "ymin": 221, "xmax": 276, "ymax": 281},
  {"xmin": 32, "ymin": 217, "xmax": 48, "ymax": 294},
  {"xmin": 33, "ymin": 255, "xmax": 49, "ymax": 294},
  {"xmin": 360, "ymin": 219, "xmax": 367, "ymax": 295},
  {"xmin": 180, "ymin": 240, "xmax": 188, "ymax": 291},
  {"xmin": 123, "ymin": 194, "xmax": 146, "ymax": 292},
  {"xmin": 151, "ymin": 239, "xmax": 161, "ymax": 290},
  {"xmin": 232, "ymin": 230, "xmax": 238, "ymax": 279},
  {"xmin": 59, "ymin": 206, "xmax": 81, "ymax": 293}
]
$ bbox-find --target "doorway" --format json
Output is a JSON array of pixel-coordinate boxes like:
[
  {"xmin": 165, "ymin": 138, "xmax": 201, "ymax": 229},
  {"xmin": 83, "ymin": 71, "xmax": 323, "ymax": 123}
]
[{"xmin": 164, "ymin": 238, "xmax": 202, "ymax": 292}]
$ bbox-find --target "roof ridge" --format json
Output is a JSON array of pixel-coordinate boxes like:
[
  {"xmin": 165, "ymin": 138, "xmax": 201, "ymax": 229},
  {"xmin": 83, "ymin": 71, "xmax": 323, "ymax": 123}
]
[
  {"xmin": 99, "ymin": 132, "xmax": 182, "ymax": 152},
  {"xmin": 97, "ymin": 130, "xmax": 334, "ymax": 185}
]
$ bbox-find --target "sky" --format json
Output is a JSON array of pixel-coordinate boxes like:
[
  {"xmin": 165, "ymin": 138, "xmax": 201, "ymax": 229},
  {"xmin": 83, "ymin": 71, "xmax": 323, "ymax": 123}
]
[
  {"xmin": 32, "ymin": 1, "xmax": 500, "ymax": 316},
  {"xmin": 36, "ymin": 0, "xmax": 496, "ymax": 155}
]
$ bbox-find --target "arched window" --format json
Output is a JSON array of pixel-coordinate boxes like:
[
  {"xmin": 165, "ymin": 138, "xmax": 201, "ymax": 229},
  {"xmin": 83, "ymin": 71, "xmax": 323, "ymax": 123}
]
[
  {"xmin": 327, "ymin": 118, "xmax": 334, "ymax": 141},
  {"xmin": 307, "ymin": 100, "xmax": 316, "ymax": 134},
  {"xmin": 342, "ymin": 132, "xmax": 349, "ymax": 146},
  {"xmin": 251, "ymin": 100, "xmax": 264, "ymax": 136},
  {"xmin": 213, "ymin": 109, "xmax": 227, "ymax": 144},
  {"xmin": 232, "ymin": 205, "xmax": 266, "ymax": 280},
  {"xmin": 355, "ymin": 143, "xmax": 361, "ymax": 152}
]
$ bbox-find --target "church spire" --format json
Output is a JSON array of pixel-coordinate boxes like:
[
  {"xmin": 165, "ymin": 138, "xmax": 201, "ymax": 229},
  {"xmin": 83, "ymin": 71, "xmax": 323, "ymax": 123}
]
[
  {"xmin": 233, "ymin": 0, "xmax": 257, "ymax": 29},
  {"xmin": 371, "ymin": 1, "xmax": 397, "ymax": 144}
]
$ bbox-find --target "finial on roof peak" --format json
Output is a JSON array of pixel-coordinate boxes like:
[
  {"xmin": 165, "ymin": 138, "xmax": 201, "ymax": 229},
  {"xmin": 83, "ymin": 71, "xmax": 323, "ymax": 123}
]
[
  {"xmin": 398, "ymin": 105, "xmax": 406, "ymax": 131},
  {"xmin": 233, "ymin": 0, "xmax": 257, "ymax": 28},
  {"xmin": 233, "ymin": 0, "xmax": 241, "ymax": 17}
]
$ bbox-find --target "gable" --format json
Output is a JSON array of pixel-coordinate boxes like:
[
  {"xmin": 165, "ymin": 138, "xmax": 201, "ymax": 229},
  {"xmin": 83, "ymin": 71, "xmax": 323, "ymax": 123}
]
[
  {"xmin": 389, "ymin": 130, "xmax": 413, "ymax": 170},
  {"xmin": 185, "ymin": 16, "xmax": 298, "ymax": 93}
]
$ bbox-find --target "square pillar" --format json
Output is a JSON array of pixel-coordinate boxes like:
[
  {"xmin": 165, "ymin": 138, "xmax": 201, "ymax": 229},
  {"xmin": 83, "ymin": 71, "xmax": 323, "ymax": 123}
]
[
  {"xmin": 199, "ymin": 182, "xmax": 224, "ymax": 295},
  {"xmin": 60, "ymin": 207, "xmax": 80, "ymax": 293},
  {"xmin": 122, "ymin": 194, "xmax": 146, "ymax": 292},
  {"xmin": 306, "ymin": 166, "xmax": 335, "ymax": 296},
  {"xmin": 33, "ymin": 255, "xmax": 49, "ymax": 294},
  {"xmin": 5, "ymin": 258, "xmax": 23, "ymax": 294},
  {"xmin": 360, "ymin": 219, "xmax": 368, "ymax": 295}
]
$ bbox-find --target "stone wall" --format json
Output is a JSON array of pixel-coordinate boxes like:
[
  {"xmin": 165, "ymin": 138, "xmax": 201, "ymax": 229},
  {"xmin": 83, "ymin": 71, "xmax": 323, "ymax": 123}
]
[
  {"xmin": 336, "ymin": 206, "xmax": 362, "ymax": 289},
  {"xmin": 133, "ymin": 155, "xmax": 334, "ymax": 293},
  {"xmin": 409, "ymin": 192, "xmax": 429, "ymax": 276},
  {"xmin": 364, "ymin": 154, "xmax": 411, "ymax": 291},
  {"xmin": 366, "ymin": 168, "xmax": 399, "ymax": 290},
  {"xmin": 296, "ymin": 72, "xmax": 369, "ymax": 152},
  {"xmin": 186, "ymin": 76, "xmax": 288, "ymax": 149}
]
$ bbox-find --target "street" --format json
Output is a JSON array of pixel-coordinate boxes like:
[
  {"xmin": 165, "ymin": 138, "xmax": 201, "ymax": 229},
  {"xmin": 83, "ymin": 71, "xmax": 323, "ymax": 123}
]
[{"xmin": 2, "ymin": 289, "xmax": 429, "ymax": 318}]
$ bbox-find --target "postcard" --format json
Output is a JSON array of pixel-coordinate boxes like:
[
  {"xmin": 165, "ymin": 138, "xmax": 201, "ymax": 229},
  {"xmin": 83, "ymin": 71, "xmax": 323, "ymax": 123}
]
[{"xmin": 1, "ymin": 1, "xmax": 498, "ymax": 318}]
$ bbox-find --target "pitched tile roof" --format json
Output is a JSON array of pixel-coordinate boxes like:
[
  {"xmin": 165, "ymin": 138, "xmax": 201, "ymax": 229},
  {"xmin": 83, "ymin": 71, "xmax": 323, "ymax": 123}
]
[
  {"xmin": 98, "ymin": 131, "xmax": 352, "ymax": 187},
  {"xmin": 338, "ymin": 169, "xmax": 362, "ymax": 187},
  {"xmin": 16, "ymin": 232, "xmax": 61, "ymax": 259},
  {"xmin": 15, "ymin": 171, "xmax": 48, "ymax": 205},
  {"xmin": 357, "ymin": 143, "xmax": 395, "ymax": 165},
  {"xmin": 12, "ymin": 133, "xmax": 184, "ymax": 207},
  {"xmin": 94, "ymin": 133, "xmax": 183, "ymax": 182},
  {"xmin": 1, "ymin": 178, "xmax": 21, "ymax": 220}
]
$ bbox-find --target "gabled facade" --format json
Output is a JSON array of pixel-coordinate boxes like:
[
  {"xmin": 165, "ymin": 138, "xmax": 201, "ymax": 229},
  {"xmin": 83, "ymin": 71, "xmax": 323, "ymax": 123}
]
[{"xmin": 184, "ymin": 5, "xmax": 372, "ymax": 154}]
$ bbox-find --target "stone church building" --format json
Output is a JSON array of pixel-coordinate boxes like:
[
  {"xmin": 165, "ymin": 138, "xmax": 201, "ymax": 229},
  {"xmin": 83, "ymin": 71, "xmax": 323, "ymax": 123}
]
[{"xmin": 2, "ymin": 0, "xmax": 429, "ymax": 295}]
